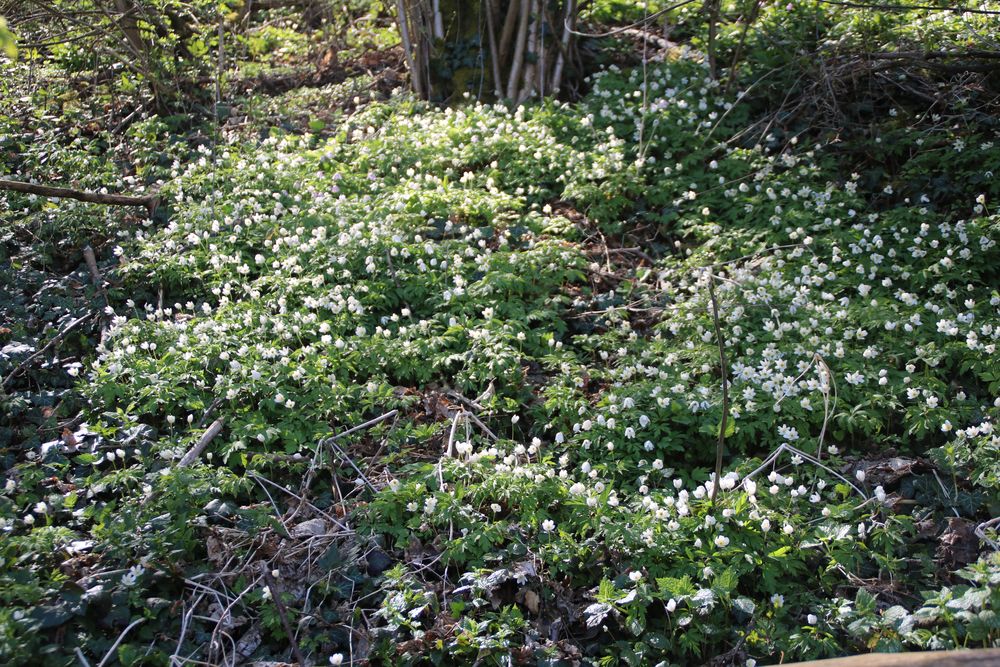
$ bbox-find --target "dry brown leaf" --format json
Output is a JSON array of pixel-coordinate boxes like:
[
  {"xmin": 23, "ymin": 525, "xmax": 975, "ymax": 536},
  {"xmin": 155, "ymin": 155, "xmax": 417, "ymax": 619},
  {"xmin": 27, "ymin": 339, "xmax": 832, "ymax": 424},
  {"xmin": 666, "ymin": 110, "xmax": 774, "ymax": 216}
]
[
  {"xmin": 206, "ymin": 533, "xmax": 228, "ymax": 567},
  {"xmin": 523, "ymin": 589, "xmax": 540, "ymax": 615},
  {"xmin": 290, "ymin": 518, "xmax": 328, "ymax": 538}
]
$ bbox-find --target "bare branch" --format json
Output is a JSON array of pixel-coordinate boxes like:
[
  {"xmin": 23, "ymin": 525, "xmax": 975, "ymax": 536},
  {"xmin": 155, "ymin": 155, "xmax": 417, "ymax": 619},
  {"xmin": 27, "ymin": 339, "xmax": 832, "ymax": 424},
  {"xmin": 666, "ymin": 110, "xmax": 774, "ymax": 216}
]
[{"xmin": 0, "ymin": 179, "xmax": 158, "ymax": 215}]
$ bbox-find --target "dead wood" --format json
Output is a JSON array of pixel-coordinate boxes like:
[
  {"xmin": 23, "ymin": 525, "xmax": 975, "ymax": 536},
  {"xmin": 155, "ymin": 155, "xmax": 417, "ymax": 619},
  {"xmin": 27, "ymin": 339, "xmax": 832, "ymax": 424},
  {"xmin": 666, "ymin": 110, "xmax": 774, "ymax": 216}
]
[{"xmin": 0, "ymin": 178, "xmax": 158, "ymax": 215}]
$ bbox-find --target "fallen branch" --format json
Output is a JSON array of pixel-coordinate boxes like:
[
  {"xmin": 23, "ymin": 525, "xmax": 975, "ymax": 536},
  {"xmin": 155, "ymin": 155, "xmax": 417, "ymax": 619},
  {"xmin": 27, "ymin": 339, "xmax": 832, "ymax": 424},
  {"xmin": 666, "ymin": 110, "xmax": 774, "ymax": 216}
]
[
  {"xmin": 868, "ymin": 49, "xmax": 1000, "ymax": 61},
  {"xmin": 177, "ymin": 418, "xmax": 225, "ymax": 467},
  {"xmin": 0, "ymin": 178, "xmax": 158, "ymax": 215}
]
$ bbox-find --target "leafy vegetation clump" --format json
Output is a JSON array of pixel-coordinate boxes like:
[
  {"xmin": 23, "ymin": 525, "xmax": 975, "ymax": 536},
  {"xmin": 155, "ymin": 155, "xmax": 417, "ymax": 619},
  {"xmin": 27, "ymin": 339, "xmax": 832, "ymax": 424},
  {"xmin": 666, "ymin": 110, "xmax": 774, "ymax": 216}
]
[{"xmin": 1, "ymin": 1, "xmax": 999, "ymax": 665}]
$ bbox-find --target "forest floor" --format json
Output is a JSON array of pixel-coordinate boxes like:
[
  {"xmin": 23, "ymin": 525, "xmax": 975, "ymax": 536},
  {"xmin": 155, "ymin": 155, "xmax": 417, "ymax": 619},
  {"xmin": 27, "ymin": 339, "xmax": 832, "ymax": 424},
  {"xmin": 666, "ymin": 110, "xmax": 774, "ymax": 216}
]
[{"xmin": 1, "ymin": 2, "xmax": 1000, "ymax": 666}]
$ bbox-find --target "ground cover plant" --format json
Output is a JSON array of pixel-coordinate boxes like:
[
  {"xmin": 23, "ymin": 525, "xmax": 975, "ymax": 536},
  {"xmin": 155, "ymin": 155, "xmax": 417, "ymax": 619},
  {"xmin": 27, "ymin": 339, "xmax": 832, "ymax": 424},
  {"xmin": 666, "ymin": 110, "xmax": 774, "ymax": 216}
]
[{"xmin": 1, "ymin": 1, "xmax": 999, "ymax": 665}]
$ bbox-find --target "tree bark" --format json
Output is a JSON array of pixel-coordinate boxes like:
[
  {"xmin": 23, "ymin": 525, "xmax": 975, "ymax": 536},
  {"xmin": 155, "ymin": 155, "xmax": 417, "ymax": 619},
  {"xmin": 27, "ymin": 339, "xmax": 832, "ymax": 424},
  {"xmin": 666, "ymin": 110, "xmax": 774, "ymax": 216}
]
[
  {"xmin": 506, "ymin": 0, "xmax": 530, "ymax": 100},
  {"xmin": 484, "ymin": 0, "xmax": 504, "ymax": 98},
  {"xmin": 395, "ymin": 0, "xmax": 579, "ymax": 101}
]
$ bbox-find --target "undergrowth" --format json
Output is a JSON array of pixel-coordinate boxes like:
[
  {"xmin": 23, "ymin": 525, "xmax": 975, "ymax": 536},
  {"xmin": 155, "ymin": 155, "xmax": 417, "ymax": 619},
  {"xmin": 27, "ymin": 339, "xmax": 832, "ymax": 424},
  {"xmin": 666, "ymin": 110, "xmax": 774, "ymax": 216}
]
[{"xmin": 1, "ymin": 1, "xmax": 999, "ymax": 666}]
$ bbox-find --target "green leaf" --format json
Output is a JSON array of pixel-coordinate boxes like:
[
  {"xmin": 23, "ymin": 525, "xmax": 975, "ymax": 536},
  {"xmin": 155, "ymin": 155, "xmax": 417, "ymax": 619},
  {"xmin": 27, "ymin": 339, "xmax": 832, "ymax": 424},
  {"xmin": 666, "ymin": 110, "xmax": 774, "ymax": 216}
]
[
  {"xmin": 597, "ymin": 578, "xmax": 617, "ymax": 603},
  {"xmin": 0, "ymin": 17, "xmax": 16, "ymax": 58},
  {"xmin": 626, "ymin": 610, "xmax": 645, "ymax": 636},
  {"xmin": 856, "ymin": 588, "xmax": 877, "ymax": 612},
  {"xmin": 768, "ymin": 546, "xmax": 791, "ymax": 558},
  {"xmin": 657, "ymin": 575, "xmax": 695, "ymax": 598},
  {"xmin": 316, "ymin": 543, "xmax": 341, "ymax": 571},
  {"xmin": 715, "ymin": 415, "xmax": 736, "ymax": 438},
  {"xmin": 713, "ymin": 567, "xmax": 739, "ymax": 595}
]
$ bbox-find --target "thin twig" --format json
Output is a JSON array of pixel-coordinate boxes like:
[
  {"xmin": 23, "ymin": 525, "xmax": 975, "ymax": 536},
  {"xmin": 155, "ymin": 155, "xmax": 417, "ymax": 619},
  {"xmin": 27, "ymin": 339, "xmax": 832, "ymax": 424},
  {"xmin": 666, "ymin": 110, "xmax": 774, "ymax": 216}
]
[
  {"xmin": 744, "ymin": 443, "xmax": 868, "ymax": 499},
  {"xmin": 567, "ymin": 0, "xmax": 698, "ymax": 38},
  {"xmin": 445, "ymin": 410, "xmax": 463, "ymax": 458},
  {"xmin": 321, "ymin": 409, "xmax": 399, "ymax": 445},
  {"xmin": 1, "ymin": 312, "xmax": 94, "ymax": 389},
  {"xmin": 976, "ymin": 517, "xmax": 1000, "ymax": 551},
  {"xmin": 97, "ymin": 617, "xmax": 146, "ymax": 667},
  {"xmin": 815, "ymin": 0, "xmax": 1000, "ymax": 16},
  {"xmin": 466, "ymin": 412, "xmax": 499, "ymax": 441},
  {"xmin": 932, "ymin": 469, "xmax": 961, "ymax": 518},
  {"xmin": 263, "ymin": 571, "xmax": 307, "ymax": 667},
  {"xmin": 82, "ymin": 245, "xmax": 110, "ymax": 307},
  {"xmin": 707, "ymin": 272, "xmax": 728, "ymax": 504},
  {"xmin": 326, "ymin": 441, "xmax": 377, "ymax": 495},
  {"xmin": 290, "ymin": 409, "xmax": 399, "ymax": 525},
  {"xmin": 249, "ymin": 472, "xmax": 349, "ymax": 531}
]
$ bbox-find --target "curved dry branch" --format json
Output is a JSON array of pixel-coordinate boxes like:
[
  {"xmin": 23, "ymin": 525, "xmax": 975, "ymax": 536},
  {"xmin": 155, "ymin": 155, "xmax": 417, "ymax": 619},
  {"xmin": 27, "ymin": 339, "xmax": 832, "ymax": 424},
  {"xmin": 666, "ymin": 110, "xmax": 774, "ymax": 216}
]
[{"xmin": 0, "ymin": 178, "xmax": 158, "ymax": 215}]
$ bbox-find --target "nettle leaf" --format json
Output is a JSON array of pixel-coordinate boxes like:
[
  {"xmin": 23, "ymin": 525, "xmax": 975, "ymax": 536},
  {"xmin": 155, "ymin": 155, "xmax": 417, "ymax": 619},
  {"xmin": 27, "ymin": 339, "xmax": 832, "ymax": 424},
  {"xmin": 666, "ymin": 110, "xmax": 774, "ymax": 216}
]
[
  {"xmin": 856, "ymin": 588, "xmax": 878, "ymax": 613},
  {"xmin": 713, "ymin": 567, "xmax": 739, "ymax": 596},
  {"xmin": 768, "ymin": 546, "xmax": 791, "ymax": 558},
  {"xmin": 657, "ymin": 575, "xmax": 695, "ymax": 598},
  {"xmin": 947, "ymin": 588, "xmax": 988, "ymax": 611},
  {"xmin": 598, "ymin": 577, "xmax": 618, "ymax": 602},
  {"xmin": 691, "ymin": 588, "xmax": 716, "ymax": 612}
]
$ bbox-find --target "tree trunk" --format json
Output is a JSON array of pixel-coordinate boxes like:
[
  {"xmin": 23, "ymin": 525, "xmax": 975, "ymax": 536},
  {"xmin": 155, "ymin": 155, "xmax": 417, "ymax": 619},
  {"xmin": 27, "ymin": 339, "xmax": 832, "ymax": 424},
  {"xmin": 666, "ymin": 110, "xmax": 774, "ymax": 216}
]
[{"xmin": 395, "ymin": 0, "xmax": 580, "ymax": 102}]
